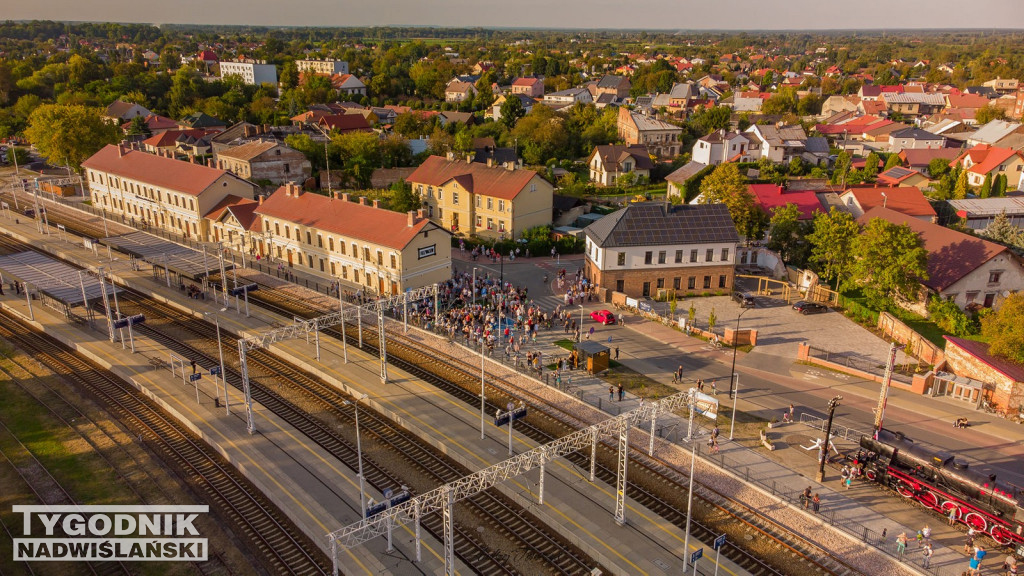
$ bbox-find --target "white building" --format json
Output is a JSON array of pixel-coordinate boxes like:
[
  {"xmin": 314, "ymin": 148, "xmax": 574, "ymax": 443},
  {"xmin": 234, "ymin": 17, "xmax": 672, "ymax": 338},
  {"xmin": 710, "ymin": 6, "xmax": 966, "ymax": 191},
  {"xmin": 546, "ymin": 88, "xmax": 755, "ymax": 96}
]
[
  {"xmin": 296, "ymin": 59, "xmax": 348, "ymax": 75},
  {"xmin": 219, "ymin": 59, "xmax": 278, "ymax": 86},
  {"xmin": 691, "ymin": 130, "xmax": 759, "ymax": 166}
]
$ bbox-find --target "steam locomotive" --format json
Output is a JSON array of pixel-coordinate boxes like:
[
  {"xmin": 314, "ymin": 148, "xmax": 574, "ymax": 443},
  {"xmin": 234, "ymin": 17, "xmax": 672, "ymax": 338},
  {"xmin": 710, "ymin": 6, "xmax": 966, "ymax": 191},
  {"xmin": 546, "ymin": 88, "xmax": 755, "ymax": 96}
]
[{"xmin": 860, "ymin": 429, "xmax": 1024, "ymax": 552}]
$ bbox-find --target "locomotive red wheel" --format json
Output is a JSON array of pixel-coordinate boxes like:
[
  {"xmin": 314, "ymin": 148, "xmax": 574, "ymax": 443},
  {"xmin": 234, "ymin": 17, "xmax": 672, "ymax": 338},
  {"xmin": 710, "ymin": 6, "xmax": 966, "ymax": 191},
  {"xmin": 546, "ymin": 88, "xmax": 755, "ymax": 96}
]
[
  {"xmin": 964, "ymin": 512, "xmax": 987, "ymax": 533},
  {"xmin": 896, "ymin": 482, "xmax": 915, "ymax": 498},
  {"xmin": 916, "ymin": 490, "xmax": 939, "ymax": 510},
  {"xmin": 940, "ymin": 501, "xmax": 962, "ymax": 521},
  {"xmin": 990, "ymin": 526, "xmax": 1014, "ymax": 545},
  {"xmin": 865, "ymin": 469, "xmax": 877, "ymax": 481}
]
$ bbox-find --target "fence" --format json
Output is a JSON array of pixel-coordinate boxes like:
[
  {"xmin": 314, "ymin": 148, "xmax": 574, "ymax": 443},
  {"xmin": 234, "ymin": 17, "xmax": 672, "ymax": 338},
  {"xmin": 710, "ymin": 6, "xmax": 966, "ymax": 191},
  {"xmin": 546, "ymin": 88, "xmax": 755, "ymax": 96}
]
[
  {"xmin": 877, "ymin": 312, "xmax": 944, "ymax": 365},
  {"xmin": 804, "ymin": 344, "xmax": 912, "ymax": 384},
  {"xmin": 798, "ymin": 413, "xmax": 870, "ymax": 443}
]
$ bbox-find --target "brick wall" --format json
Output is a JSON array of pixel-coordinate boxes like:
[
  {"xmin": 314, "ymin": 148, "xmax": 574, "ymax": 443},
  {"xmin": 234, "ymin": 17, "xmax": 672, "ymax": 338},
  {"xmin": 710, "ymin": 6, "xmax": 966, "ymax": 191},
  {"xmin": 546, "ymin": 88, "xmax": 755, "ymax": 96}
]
[
  {"xmin": 877, "ymin": 312, "xmax": 944, "ymax": 365},
  {"xmin": 943, "ymin": 340, "xmax": 1021, "ymax": 409},
  {"xmin": 588, "ymin": 262, "xmax": 734, "ymax": 298}
]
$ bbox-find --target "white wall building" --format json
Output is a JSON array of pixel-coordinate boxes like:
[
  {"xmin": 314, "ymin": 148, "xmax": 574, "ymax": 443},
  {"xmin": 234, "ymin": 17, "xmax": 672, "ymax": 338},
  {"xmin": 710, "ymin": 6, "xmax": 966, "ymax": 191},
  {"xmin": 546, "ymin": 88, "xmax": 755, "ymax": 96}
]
[
  {"xmin": 296, "ymin": 59, "xmax": 349, "ymax": 75},
  {"xmin": 220, "ymin": 60, "xmax": 278, "ymax": 86}
]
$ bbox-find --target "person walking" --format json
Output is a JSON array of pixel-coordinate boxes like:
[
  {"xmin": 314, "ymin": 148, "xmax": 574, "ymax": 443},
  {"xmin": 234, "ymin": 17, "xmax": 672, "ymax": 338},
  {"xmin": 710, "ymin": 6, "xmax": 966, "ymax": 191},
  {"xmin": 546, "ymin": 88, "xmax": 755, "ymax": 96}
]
[
  {"xmin": 921, "ymin": 543, "xmax": 933, "ymax": 569},
  {"xmin": 614, "ymin": 346, "xmax": 619, "ymax": 359},
  {"xmin": 801, "ymin": 486, "xmax": 812, "ymax": 509},
  {"xmin": 811, "ymin": 493, "xmax": 820, "ymax": 514},
  {"xmin": 895, "ymin": 532, "xmax": 907, "ymax": 561},
  {"xmin": 609, "ymin": 385, "xmax": 614, "ymax": 401},
  {"xmin": 948, "ymin": 506, "xmax": 958, "ymax": 526},
  {"xmin": 963, "ymin": 528, "xmax": 976, "ymax": 554},
  {"xmin": 617, "ymin": 383, "xmax": 624, "ymax": 402}
]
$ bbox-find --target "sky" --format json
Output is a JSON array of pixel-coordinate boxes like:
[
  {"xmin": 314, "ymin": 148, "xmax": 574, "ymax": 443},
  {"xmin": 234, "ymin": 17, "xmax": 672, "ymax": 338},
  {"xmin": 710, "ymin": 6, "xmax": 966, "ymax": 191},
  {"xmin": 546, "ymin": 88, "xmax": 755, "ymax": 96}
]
[{"xmin": 7, "ymin": 0, "xmax": 1024, "ymax": 30}]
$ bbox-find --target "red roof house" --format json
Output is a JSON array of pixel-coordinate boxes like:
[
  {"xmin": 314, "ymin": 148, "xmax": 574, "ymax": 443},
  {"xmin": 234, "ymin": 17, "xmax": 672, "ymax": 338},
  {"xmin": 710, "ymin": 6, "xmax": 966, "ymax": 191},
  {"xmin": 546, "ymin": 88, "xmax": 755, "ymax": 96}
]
[{"xmin": 748, "ymin": 184, "xmax": 823, "ymax": 220}]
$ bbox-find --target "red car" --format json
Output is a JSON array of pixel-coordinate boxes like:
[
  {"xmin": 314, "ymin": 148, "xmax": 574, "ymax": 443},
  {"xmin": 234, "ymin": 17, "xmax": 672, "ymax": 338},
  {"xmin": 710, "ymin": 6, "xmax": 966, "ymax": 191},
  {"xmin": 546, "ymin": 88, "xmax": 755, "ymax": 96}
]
[{"xmin": 590, "ymin": 310, "xmax": 616, "ymax": 325}]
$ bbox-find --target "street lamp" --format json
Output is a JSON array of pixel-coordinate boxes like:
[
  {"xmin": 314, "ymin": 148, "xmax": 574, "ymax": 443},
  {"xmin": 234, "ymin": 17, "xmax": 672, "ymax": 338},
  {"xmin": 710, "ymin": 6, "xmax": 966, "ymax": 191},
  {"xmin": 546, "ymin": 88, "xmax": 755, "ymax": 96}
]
[
  {"xmin": 816, "ymin": 395, "xmax": 843, "ymax": 483},
  {"xmin": 204, "ymin": 308, "xmax": 230, "ymax": 415},
  {"xmin": 472, "ymin": 267, "xmax": 478, "ymax": 305},
  {"xmin": 343, "ymin": 394, "xmax": 370, "ymax": 518},
  {"xmin": 682, "ymin": 438, "xmax": 696, "ymax": 573},
  {"xmin": 728, "ymin": 307, "xmax": 751, "ymax": 398}
]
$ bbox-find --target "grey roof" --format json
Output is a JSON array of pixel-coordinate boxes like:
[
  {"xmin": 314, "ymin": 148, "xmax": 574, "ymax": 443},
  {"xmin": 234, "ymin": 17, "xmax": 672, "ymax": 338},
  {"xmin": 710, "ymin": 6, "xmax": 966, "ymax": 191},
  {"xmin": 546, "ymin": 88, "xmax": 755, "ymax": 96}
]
[
  {"xmin": 970, "ymin": 120, "xmax": 1022, "ymax": 144},
  {"xmin": 889, "ymin": 127, "xmax": 944, "ymax": 140},
  {"xmin": 804, "ymin": 137, "xmax": 830, "ymax": 155},
  {"xmin": 947, "ymin": 197, "xmax": 1024, "ymax": 217},
  {"xmin": 597, "ymin": 75, "xmax": 628, "ymax": 89},
  {"xmin": 0, "ymin": 251, "xmax": 120, "ymax": 307},
  {"xmin": 585, "ymin": 203, "xmax": 739, "ymax": 248},
  {"xmin": 628, "ymin": 111, "xmax": 682, "ymax": 132},
  {"xmin": 665, "ymin": 161, "xmax": 708, "ymax": 184},
  {"xmin": 101, "ymin": 231, "xmax": 228, "ymax": 280},
  {"xmin": 669, "ymin": 83, "xmax": 695, "ymax": 99},
  {"xmin": 883, "ymin": 93, "xmax": 946, "ymax": 106},
  {"xmin": 964, "ymin": 86, "xmax": 998, "ymax": 98}
]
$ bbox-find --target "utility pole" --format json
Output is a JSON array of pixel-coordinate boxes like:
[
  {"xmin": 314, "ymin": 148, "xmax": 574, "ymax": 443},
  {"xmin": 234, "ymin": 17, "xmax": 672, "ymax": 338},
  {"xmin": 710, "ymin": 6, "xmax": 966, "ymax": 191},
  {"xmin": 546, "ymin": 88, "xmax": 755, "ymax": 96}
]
[
  {"xmin": 874, "ymin": 342, "xmax": 901, "ymax": 436},
  {"xmin": 816, "ymin": 396, "xmax": 842, "ymax": 482}
]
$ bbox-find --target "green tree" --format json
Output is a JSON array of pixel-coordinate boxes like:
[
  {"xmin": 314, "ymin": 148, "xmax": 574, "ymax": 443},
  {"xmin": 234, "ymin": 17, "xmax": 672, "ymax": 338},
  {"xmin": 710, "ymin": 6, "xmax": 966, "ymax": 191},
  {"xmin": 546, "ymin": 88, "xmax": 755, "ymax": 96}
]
[
  {"xmin": 953, "ymin": 170, "xmax": 969, "ymax": 199},
  {"xmin": 388, "ymin": 179, "xmax": 420, "ymax": 213},
  {"xmin": 884, "ymin": 153, "xmax": 901, "ymax": 171},
  {"xmin": 688, "ymin": 303, "xmax": 696, "ymax": 325},
  {"xmin": 499, "ymin": 95, "xmax": 526, "ymax": 130},
  {"xmin": 761, "ymin": 88, "xmax": 797, "ymax": 115},
  {"xmin": 24, "ymin": 104, "xmax": 120, "ymax": 169},
  {"xmin": 852, "ymin": 218, "xmax": 929, "ymax": 309},
  {"xmin": 511, "ymin": 105, "xmax": 569, "ymax": 165},
  {"xmin": 927, "ymin": 157, "xmax": 951, "ymax": 178},
  {"xmin": 5, "ymin": 146, "xmax": 30, "ymax": 166},
  {"xmin": 979, "ymin": 211, "xmax": 1024, "ymax": 249},
  {"xmin": 927, "ymin": 296, "xmax": 976, "ymax": 337},
  {"xmin": 975, "ymin": 104, "xmax": 1007, "ymax": 125},
  {"xmin": 688, "ymin": 106, "xmax": 732, "ymax": 134},
  {"xmin": 766, "ymin": 203, "xmax": 810, "ymax": 265},
  {"xmin": 831, "ymin": 151, "xmax": 851, "ymax": 185},
  {"xmin": 125, "ymin": 115, "xmax": 151, "ymax": 136},
  {"xmin": 708, "ymin": 307, "xmax": 717, "ymax": 332},
  {"xmin": 979, "ymin": 173, "xmax": 992, "ymax": 198},
  {"xmin": 697, "ymin": 163, "xmax": 767, "ymax": 240},
  {"xmin": 285, "ymin": 133, "xmax": 327, "ymax": 172},
  {"xmin": 981, "ymin": 293, "xmax": 1024, "ymax": 364},
  {"xmin": 807, "ymin": 207, "xmax": 860, "ymax": 289},
  {"xmin": 279, "ymin": 61, "xmax": 299, "ymax": 90},
  {"xmin": 863, "ymin": 152, "xmax": 881, "ymax": 181},
  {"xmin": 333, "ymin": 130, "xmax": 381, "ymax": 189},
  {"xmin": 993, "ymin": 174, "xmax": 1007, "ymax": 197}
]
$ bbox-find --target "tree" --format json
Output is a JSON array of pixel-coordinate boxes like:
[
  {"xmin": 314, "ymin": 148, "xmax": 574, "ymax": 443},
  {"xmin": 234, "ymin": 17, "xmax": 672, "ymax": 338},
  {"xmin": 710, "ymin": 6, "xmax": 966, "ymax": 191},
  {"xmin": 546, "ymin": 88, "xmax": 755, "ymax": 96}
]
[
  {"xmin": 976, "ymin": 104, "xmax": 1007, "ymax": 125},
  {"xmin": 953, "ymin": 170, "xmax": 970, "ymax": 199},
  {"xmin": 24, "ymin": 104, "xmax": 120, "ymax": 169},
  {"xmin": 761, "ymin": 88, "xmax": 797, "ymax": 115},
  {"xmin": 125, "ymin": 115, "xmax": 151, "ymax": 136},
  {"xmin": 388, "ymin": 179, "xmax": 420, "ymax": 213},
  {"xmin": 5, "ymin": 146, "xmax": 30, "ymax": 166},
  {"xmin": 979, "ymin": 173, "xmax": 992, "ymax": 198},
  {"xmin": 333, "ymin": 130, "xmax": 381, "ymax": 189},
  {"xmin": 708, "ymin": 307, "xmax": 717, "ymax": 332},
  {"xmin": 807, "ymin": 207, "xmax": 860, "ymax": 290},
  {"xmin": 863, "ymin": 152, "xmax": 881, "ymax": 181},
  {"xmin": 993, "ymin": 174, "xmax": 1008, "ymax": 197},
  {"xmin": 766, "ymin": 203, "xmax": 810, "ymax": 265},
  {"xmin": 981, "ymin": 293, "xmax": 1024, "ymax": 364},
  {"xmin": 500, "ymin": 95, "xmax": 526, "ymax": 130},
  {"xmin": 884, "ymin": 153, "xmax": 902, "ymax": 171},
  {"xmin": 927, "ymin": 157, "xmax": 951, "ymax": 179},
  {"xmin": 851, "ymin": 218, "xmax": 929, "ymax": 309},
  {"xmin": 698, "ymin": 163, "xmax": 766, "ymax": 240},
  {"xmin": 979, "ymin": 211, "xmax": 1024, "ymax": 249},
  {"xmin": 511, "ymin": 105, "xmax": 569, "ymax": 165},
  {"xmin": 927, "ymin": 296, "xmax": 976, "ymax": 337}
]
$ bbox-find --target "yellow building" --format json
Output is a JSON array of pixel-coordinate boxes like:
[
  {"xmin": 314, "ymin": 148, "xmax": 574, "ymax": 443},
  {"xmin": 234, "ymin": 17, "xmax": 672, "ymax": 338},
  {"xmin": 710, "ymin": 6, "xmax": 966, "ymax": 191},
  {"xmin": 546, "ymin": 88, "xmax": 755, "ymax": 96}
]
[
  {"xmin": 407, "ymin": 154, "xmax": 554, "ymax": 240},
  {"xmin": 83, "ymin": 144, "xmax": 255, "ymax": 240},
  {"xmin": 253, "ymin": 184, "xmax": 451, "ymax": 295}
]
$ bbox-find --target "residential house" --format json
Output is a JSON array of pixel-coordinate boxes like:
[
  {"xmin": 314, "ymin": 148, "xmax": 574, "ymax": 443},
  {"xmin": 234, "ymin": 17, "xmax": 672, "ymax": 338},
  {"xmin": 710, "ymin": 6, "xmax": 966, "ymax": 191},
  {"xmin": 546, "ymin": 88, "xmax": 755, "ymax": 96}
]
[
  {"xmin": 839, "ymin": 186, "xmax": 937, "ymax": 222},
  {"xmin": 332, "ymin": 74, "xmax": 367, "ymax": 97},
  {"xmin": 129, "ymin": 114, "xmax": 179, "ymax": 135},
  {"xmin": 219, "ymin": 59, "xmax": 277, "ymax": 86},
  {"xmin": 407, "ymin": 154, "xmax": 554, "ymax": 240},
  {"xmin": 437, "ymin": 111, "xmax": 476, "ymax": 128},
  {"xmin": 489, "ymin": 93, "xmax": 535, "ymax": 122},
  {"xmin": 215, "ymin": 141, "xmax": 311, "ymax": 185},
  {"xmin": 254, "ymin": 184, "xmax": 450, "ymax": 294},
  {"xmin": 296, "ymin": 59, "xmax": 348, "ymax": 75},
  {"xmin": 141, "ymin": 129, "xmax": 216, "ymax": 158},
  {"xmin": 665, "ymin": 161, "xmax": 710, "ymax": 200},
  {"xmin": 668, "ymin": 83, "xmax": 696, "ymax": 107},
  {"xmin": 744, "ymin": 124, "xmax": 809, "ymax": 164},
  {"xmin": 542, "ymin": 88, "xmax": 593, "ymax": 107},
  {"xmin": 617, "ymin": 108, "xmax": 683, "ymax": 159},
  {"xmin": 317, "ymin": 114, "xmax": 373, "ymax": 134},
  {"xmin": 445, "ymin": 81, "xmax": 477, "ymax": 103},
  {"xmin": 945, "ymin": 93, "xmax": 993, "ymax": 113},
  {"xmin": 858, "ymin": 206, "xmax": 1024, "ymax": 310},
  {"xmin": 876, "ymin": 167, "xmax": 930, "ymax": 189},
  {"xmin": 948, "ymin": 197, "xmax": 1024, "ymax": 231},
  {"xmin": 887, "ymin": 127, "xmax": 947, "ymax": 153},
  {"xmin": 748, "ymin": 184, "xmax": 823, "ymax": 220},
  {"xmin": 592, "ymin": 75, "xmax": 631, "ymax": 100},
  {"xmin": 587, "ymin": 145, "xmax": 653, "ymax": 186},
  {"xmin": 510, "ymin": 77, "xmax": 544, "ymax": 98},
  {"xmin": 177, "ymin": 112, "xmax": 226, "ymax": 131},
  {"xmin": 881, "ymin": 93, "xmax": 946, "ymax": 118},
  {"xmin": 943, "ymin": 337, "xmax": 1024, "ymax": 412},
  {"xmin": 82, "ymin": 144, "xmax": 255, "ymax": 240},
  {"xmin": 583, "ymin": 203, "xmax": 739, "ymax": 299},
  {"xmin": 967, "ymin": 120, "xmax": 1023, "ymax": 147},
  {"xmin": 103, "ymin": 100, "xmax": 152, "ymax": 124},
  {"xmin": 983, "ymin": 77, "xmax": 1019, "ymax": 95},
  {"xmin": 898, "ymin": 148, "xmax": 962, "ymax": 176},
  {"xmin": 691, "ymin": 130, "xmax": 759, "ymax": 166},
  {"xmin": 951, "ymin": 144, "xmax": 1024, "ymax": 188}
]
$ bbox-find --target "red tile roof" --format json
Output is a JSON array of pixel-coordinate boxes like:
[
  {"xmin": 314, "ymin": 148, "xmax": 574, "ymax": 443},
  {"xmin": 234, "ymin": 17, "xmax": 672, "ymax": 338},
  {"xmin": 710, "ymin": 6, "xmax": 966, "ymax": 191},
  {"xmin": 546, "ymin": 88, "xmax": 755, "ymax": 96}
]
[
  {"xmin": 876, "ymin": 167, "xmax": 924, "ymax": 186},
  {"xmin": 944, "ymin": 336, "xmax": 1024, "ymax": 383},
  {"xmin": 407, "ymin": 155, "xmax": 539, "ymax": 201},
  {"xmin": 254, "ymin": 185, "xmax": 436, "ymax": 251},
  {"xmin": 844, "ymin": 186, "xmax": 936, "ymax": 218},
  {"xmin": 512, "ymin": 77, "xmax": 540, "ymax": 86},
  {"xmin": 952, "ymin": 144, "xmax": 1023, "ymax": 176},
  {"xmin": 899, "ymin": 148, "xmax": 961, "ymax": 169},
  {"xmin": 142, "ymin": 129, "xmax": 216, "ymax": 148},
  {"xmin": 204, "ymin": 194, "xmax": 259, "ymax": 231},
  {"xmin": 318, "ymin": 114, "xmax": 371, "ymax": 132},
  {"xmin": 858, "ymin": 206, "xmax": 1007, "ymax": 290},
  {"xmin": 748, "ymin": 184, "xmax": 822, "ymax": 220},
  {"xmin": 946, "ymin": 94, "xmax": 991, "ymax": 110},
  {"xmin": 82, "ymin": 145, "xmax": 229, "ymax": 196}
]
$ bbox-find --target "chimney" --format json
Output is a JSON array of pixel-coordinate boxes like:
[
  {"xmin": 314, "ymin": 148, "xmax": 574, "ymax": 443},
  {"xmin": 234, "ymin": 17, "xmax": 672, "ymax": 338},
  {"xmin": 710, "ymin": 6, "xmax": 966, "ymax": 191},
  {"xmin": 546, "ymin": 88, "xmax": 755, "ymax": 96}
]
[
  {"xmin": 372, "ymin": 199, "xmax": 380, "ymax": 209},
  {"xmin": 258, "ymin": 195, "xmax": 264, "ymax": 205},
  {"xmin": 189, "ymin": 155, "xmax": 195, "ymax": 164},
  {"xmin": 262, "ymin": 124, "xmax": 269, "ymax": 134},
  {"xmin": 207, "ymin": 158, "xmax": 214, "ymax": 168},
  {"xmin": 342, "ymin": 192, "xmax": 350, "ymax": 202},
  {"xmin": 416, "ymin": 208, "xmax": 425, "ymax": 220},
  {"xmin": 332, "ymin": 191, "xmax": 340, "ymax": 200},
  {"xmin": 487, "ymin": 158, "xmax": 494, "ymax": 167},
  {"xmin": 446, "ymin": 151, "xmax": 455, "ymax": 161},
  {"xmin": 407, "ymin": 210, "xmax": 416, "ymax": 227},
  {"xmin": 505, "ymin": 161, "xmax": 515, "ymax": 171},
  {"xmin": 290, "ymin": 182, "xmax": 303, "ymax": 197},
  {"xmin": 358, "ymin": 196, "xmax": 367, "ymax": 205},
  {"xmin": 466, "ymin": 154, "xmax": 472, "ymax": 164}
]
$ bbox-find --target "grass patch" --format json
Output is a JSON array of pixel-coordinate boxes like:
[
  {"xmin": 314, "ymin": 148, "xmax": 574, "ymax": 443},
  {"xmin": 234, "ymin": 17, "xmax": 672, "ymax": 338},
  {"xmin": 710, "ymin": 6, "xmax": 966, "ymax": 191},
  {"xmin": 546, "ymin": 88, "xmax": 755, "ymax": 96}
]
[{"xmin": 900, "ymin": 315, "xmax": 948, "ymax": 348}]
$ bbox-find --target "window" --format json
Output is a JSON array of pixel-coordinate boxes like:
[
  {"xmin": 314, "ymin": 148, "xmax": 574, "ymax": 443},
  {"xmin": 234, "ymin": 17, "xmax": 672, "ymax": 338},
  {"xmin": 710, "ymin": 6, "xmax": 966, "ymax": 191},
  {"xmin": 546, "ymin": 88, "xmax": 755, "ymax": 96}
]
[
  {"xmin": 740, "ymin": 251, "xmax": 748, "ymax": 264},
  {"xmin": 673, "ymin": 277, "xmax": 681, "ymax": 290},
  {"xmin": 376, "ymin": 251, "xmax": 383, "ymax": 265},
  {"xmin": 498, "ymin": 200, "xmax": 505, "ymax": 212},
  {"xmin": 966, "ymin": 291, "xmax": 979, "ymax": 304},
  {"xmin": 721, "ymin": 248, "xmax": 729, "ymax": 261},
  {"xmin": 687, "ymin": 277, "xmax": 696, "ymax": 290},
  {"xmin": 656, "ymin": 278, "xmax": 665, "ymax": 289},
  {"xmin": 453, "ymin": 191, "xmax": 459, "ymax": 205},
  {"xmin": 306, "ymin": 231, "xmax": 312, "ymax": 245},
  {"xmin": 390, "ymin": 254, "xmax": 396, "ymax": 268},
  {"xmin": 285, "ymin": 227, "xmax": 291, "ymax": 239},
  {"xmin": 675, "ymin": 250, "xmax": 683, "ymax": 264},
  {"xmin": 498, "ymin": 221, "xmax": 505, "ymax": 232},
  {"xmin": 486, "ymin": 218, "xmax": 493, "ymax": 230},
  {"xmin": 644, "ymin": 251, "xmax": 653, "ymax": 265},
  {"xmin": 719, "ymin": 275, "xmax": 727, "ymax": 288},
  {"xmin": 307, "ymin": 255, "xmax": 313, "ymax": 268},
  {"xmin": 487, "ymin": 198, "xmax": 493, "ymax": 210},
  {"xmin": 703, "ymin": 276, "xmax": 711, "ymax": 289},
  {"xmin": 617, "ymin": 253, "xmax": 626, "ymax": 266},
  {"xmin": 476, "ymin": 196, "xmax": 481, "ymax": 207},
  {"xmin": 476, "ymin": 215, "xmax": 482, "ymax": 227},
  {"xmin": 616, "ymin": 280, "xmax": 625, "ymax": 292},
  {"xmin": 319, "ymin": 259, "xmax": 325, "ymax": 272},
  {"xmin": 354, "ymin": 270, "xmax": 360, "ymax": 283},
  {"xmin": 331, "ymin": 262, "xmax": 336, "ymax": 275},
  {"xmin": 363, "ymin": 247, "xmax": 370, "ymax": 261},
  {"xmin": 706, "ymin": 249, "xmax": 714, "ymax": 262},
  {"xmin": 690, "ymin": 250, "xmax": 698, "ymax": 263},
  {"xmin": 988, "ymin": 271, "xmax": 1003, "ymax": 284},
  {"xmin": 328, "ymin": 238, "xmax": 334, "ymax": 251},
  {"xmin": 658, "ymin": 251, "xmax": 666, "ymax": 264},
  {"xmin": 342, "ymin": 266, "xmax": 348, "ymax": 279},
  {"xmin": 317, "ymin": 235, "xmax": 323, "ymax": 248}
]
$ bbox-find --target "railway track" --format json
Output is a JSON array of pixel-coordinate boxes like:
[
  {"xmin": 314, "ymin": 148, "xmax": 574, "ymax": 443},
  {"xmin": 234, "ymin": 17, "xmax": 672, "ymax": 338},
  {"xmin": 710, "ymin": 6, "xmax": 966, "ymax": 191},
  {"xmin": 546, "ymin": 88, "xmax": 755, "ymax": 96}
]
[
  {"xmin": 112, "ymin": 289, "xmax": 602, "ymax": 576},
  {"xmin": 0, "ymin": 309, "xmax": 330, "ymax": 576}
]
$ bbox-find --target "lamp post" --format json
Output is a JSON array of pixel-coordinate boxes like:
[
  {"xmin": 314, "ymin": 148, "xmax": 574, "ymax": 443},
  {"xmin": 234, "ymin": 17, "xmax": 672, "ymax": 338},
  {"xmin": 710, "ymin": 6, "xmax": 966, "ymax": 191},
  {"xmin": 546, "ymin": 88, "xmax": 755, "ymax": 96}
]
[
  {"xmin": 344, "ymin": 394, "xmax": 369, "ymax": 518},
  {"xmin": 728, "ymin": 307, "xmax": 750, "ymax": 399},
  {"xmin": 204, "ymin": 308, "xmax": 230, "ymax": 415},
  {"xmin": 682, "ymin": 439, "xmax": 696, "ymax": 573},
  {"xmin": 816, "ymin": 395, "xmax": 843, "ymax": 483},
  {"xmin": 480, "ymin": 335, "xmax": 486, "ymax": 440}
]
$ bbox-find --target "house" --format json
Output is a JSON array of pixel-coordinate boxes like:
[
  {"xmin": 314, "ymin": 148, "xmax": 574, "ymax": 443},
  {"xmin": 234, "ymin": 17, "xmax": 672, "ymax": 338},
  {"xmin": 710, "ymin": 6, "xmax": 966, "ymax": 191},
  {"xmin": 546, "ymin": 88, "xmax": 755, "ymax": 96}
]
[
  {"xmin": 839, "ymin": 186, "xmax": 937, "ymax": 222},
  {"xmin": 691, "ymin": 130, "xmax": 759, "ymax": 166},
  {"xmin": 617, "ymin": 108, "xmax": 683, "ymax": 159},
  {"xmin": 543, "ymin": 88, "xmax": 593, "ymax": 107},
  {"xmin": 947, "ymin": 197, "xmax": 1024, "ymax": 231},
  {"xmin": 204, "ymin": 195, "xmax": 261, "ymax": 252},
  {"xmin": 881, "ymin": 93, "xmax": 946, "ymax": 118},
  {"xmin": 437, "ymin": 111, "xmax": 476, "ymax": 127},
  {"xmin": 406, "ymin": 154, "xmax": 554, "ymax": 240},
  {"xmin": 103, "ymin": 100, "xmax": 152, "ymax": 124},
  {"xmin": 943, "ymin": 336, "xmax": 1024, "ymax": 412},
  {"xmin": 983, "ymin": 77, "xmax": 1019, "ymax": 95},
  {"xmin": 583, "ymin": 203, "xmax": 740, "ymax": 299},
  {"xmin": 587, "ymin": 145, "xmax": 653, "ymax": 186},
  {"xmin": 668, "ymin": 83, "xmax": 696, "ymax": 107},
  {"xmin": 128, "ymin": 114, "xmax": 179, "ymax": 135},
  {"xmin": 876, "ymin": 167, "xmax": 930, "ymax": 190},
  {"xmin": 592, "ymin": 75, "xmax": 631, "ymax": 100},
  {"xmin": 951, "ymin": 145, "xmax": 1024, "ymax": 188},
  {"xmin": 332, "ymin": 74, "xmax": 367, "ymax": 97},
  {"xmin": 296, "ymin": 59, "xmax": 348, "ymax": 75},
  {"xmin": 945, "ymin": 93, "xmax": 992, "ymax": 112},
  {"xmin": 253, "ymin": 184, "xmax": 450, "ymax": 295},
  {"xmin": 665, "ymin": 161, "xmax": 710, "ymax": 200},
  {"xmin": 177, "ymin": 112, "xmax": 226, "ymax": 131},
  {"xmin": 317, "ymin": 114, "xmax": 373, "ymax": 134},
  {"xmin": 744, "ymin": 124, "xmax": 808, "ymax": 164},
  {"xmin": 141, "ymin": 129, "xmax": 217, "ymax": 158},
  {"xmin": 445, "ymin": 81, "xmax": 477, "ymax": 103},
  {"xmin": 215, "ymin": 141, "xmax": 311, "ymax": 185},
  {"xmin": 967, "ymin": 120, "xmax": 1023, "ymax": 147},
  {"xmin": 510, "ymin": 77, "xmax": 544, "ymax": 98},
  {"xmin": 219, "ymin": 59, "xmax": 277, "ymax": 86},
  {"xmin": 748, "ymin": 184, "xmax": 823, "ymax": 220},
  {"xmin": 887, "ymin": 127, "xmax": 947, "ymax": 153},
  {"xmin": 82, "ymin": 144, "xmax": 255, "ymax": 240},
  {"xmin": 898, "ymin": 148, "xmax": 962, "ymax": 176},
  {"xmin": 858, "ymin": 206, "xmax": 1024, "ymax": 310},
  {"xmin": 489, "ymin": 93, "xmax": 535, "ymax": 122}
]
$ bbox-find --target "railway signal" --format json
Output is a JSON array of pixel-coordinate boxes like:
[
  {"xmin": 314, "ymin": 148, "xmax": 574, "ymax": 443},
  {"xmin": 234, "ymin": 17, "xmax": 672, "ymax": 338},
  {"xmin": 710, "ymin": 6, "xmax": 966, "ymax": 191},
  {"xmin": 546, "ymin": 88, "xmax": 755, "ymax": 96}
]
[
  {"xmin": 112, "ymin": 314, "xmax": 144, "ymax": 353},
  {"xmin": 494, "ymin": 401, "xmax": 527, "ymax": 456},
  {"xmin": 229, "ymin": 283, "xmax": 259, "ymax": 317}
]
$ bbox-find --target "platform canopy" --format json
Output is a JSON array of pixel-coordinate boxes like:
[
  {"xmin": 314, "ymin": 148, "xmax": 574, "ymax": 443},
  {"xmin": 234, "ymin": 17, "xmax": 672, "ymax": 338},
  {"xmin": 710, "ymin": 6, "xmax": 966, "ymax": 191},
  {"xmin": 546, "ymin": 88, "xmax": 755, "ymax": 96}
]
[
  {"xmin": 0, "ymin": 251, "xmax": 119, "ymax": 307},
  {"xmin": 101, "ymin": 231, "xmax": 227, "ymax": 280}
]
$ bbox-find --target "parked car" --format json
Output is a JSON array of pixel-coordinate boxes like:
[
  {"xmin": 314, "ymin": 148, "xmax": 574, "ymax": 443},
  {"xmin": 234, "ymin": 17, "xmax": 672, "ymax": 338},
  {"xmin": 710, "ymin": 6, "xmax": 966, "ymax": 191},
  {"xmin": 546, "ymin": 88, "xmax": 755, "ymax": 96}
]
[
  {"xmin": 590, "ymin": 310, "xmax": 616, "ymax": 325},
  {"xmin": 793, "ymin": 301, "xmax": 828, "ymax": 315},
  {"xmin": 732, "ymin": 292, "xmax": 755, "ymax": 308}
]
